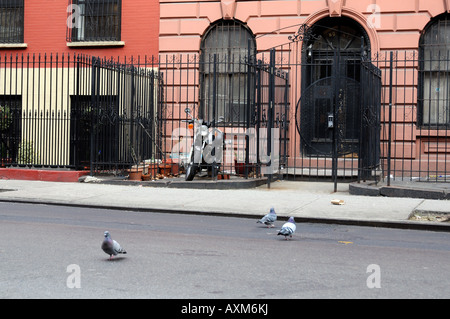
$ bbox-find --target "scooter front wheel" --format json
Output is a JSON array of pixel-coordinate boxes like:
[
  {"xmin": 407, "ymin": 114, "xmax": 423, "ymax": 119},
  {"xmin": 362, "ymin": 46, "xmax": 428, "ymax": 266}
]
[{"xmin": 185, "ymin": 162, "xmax": 197, "ymax": 181}]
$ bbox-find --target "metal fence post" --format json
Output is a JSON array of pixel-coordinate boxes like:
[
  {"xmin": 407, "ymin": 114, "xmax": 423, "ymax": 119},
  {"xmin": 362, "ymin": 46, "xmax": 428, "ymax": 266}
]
[
  {"xmin": 245, "ymin": 40, "xmax": 252, "ymax": 179},
  {"xmin": 332, "ymin": 52, "xmax": 340, "ymax": 192},
  {"xmin": 387, "ymin": 51, "xmax": 393, "ymax": 186},
  {"xmin": 211, "ymin": 53, "xmax": 217, "ymax": 179},
  {"xmin": 267, "ymin": 48, "xmax": 276, "ymax": 188},
  {"xmin": 89, "ymin": 57, "xmax": 94, "ymax": 176}
]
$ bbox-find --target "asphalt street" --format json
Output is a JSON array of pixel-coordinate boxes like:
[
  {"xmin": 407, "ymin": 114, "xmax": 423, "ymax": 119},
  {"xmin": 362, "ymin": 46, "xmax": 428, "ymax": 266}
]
[{"xmin": 1, "ymin": 202, "xmax": 450, "ymax": 299}]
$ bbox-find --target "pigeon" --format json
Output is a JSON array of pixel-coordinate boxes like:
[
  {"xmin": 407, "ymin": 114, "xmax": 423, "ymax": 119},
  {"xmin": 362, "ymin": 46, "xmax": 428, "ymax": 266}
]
[
  {"xmin": 101, "ymin": 231, "xmax": 127, "ymax": 260},
  {"xmin": 277, "ymin": 217, "xmax": 296, "ymax": 240},
  {"xmin": 257, "ymin": 207, "xmax": 277, "ymax": 228}
]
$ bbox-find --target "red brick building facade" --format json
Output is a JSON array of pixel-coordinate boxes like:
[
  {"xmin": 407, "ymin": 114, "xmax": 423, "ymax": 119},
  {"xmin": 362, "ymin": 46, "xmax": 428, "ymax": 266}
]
[{"xmin": 0, "ymin": 0, "xmax": 159, "ymax": 58}]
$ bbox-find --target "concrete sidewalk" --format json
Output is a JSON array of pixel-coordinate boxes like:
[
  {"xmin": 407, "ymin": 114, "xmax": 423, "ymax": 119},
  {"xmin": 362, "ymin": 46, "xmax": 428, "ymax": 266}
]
[{"xmin": 0, "ymin": 178, "xmax": 449, "ymax": 231}]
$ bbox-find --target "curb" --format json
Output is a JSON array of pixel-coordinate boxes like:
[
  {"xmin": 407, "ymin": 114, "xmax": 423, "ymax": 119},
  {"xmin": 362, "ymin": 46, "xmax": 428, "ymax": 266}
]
[
  {"xmin": 349, "ymin": 181, "xmax": 450, "ymax": 200},
  {"xmin": 95, "ymin": 176, "xmax": 269, "ymax": 189},
  {"xmin": 0, "ymin": 197, "xmax": 449, "ymax": 233}
]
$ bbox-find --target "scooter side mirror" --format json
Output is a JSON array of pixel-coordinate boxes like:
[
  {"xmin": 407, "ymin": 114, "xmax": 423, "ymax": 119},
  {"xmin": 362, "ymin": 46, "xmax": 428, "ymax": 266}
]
[{"xmin": 185, "ymin": 108, "xmax": 191, "ymax": 114}]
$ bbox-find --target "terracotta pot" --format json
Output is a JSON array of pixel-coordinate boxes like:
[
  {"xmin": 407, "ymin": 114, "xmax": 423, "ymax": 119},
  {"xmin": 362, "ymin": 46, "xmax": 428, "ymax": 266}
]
[
  {"xmin": 234, "ymin": 161, "xmax": 255, "ymax": 175},
  {"xmin": 128, "ymin": 170, "xmax": 142, "ymax": 181},
  {"xmin": 159, "ymin": 163, "xmax": 171, "ymax": 176},
  {"xmin": 235, "ymin": 161, "xmax": 245, "ymax": 175},
  {"xmin": 148, "ymin": 163, "xmax": 158, "ymax": 176},
  {"xmin": 0, "ymin": 158, "xmax": 12, "ymax": 168},
  {"xmin": 164, "ymin": 159, "xmax": 180, "ymax": 175}
]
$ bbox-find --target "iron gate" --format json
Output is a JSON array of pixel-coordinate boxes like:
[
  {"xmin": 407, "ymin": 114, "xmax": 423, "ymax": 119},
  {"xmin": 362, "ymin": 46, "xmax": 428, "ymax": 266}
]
[
  {"xmin": 71, "ymin": 56, "xmax": 162, "ymax": 173},
  {"xmin": 295, "ymin": 52, "xmax": 381, "ymax": 186},
  {"xmin": 359, "ymin": 58, "xmax": 382, "ymax": 180},
  {"xmin": 253, "ymin": 49, "xmax": 289, "ymax": 185}
]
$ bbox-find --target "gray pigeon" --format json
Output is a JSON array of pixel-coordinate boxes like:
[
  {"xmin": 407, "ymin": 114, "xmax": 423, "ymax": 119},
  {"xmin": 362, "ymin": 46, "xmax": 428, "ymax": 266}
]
[
  {"xmin": 257, "ymin": 207, "xmax": 277, "ymax": 228},
  {"xmin": 101, "ymin": 231, "xmax": 127, "ymax": 260},
  {"xmin": 277, "ymin": 217, "xmax": 296, "ymax": 240}
]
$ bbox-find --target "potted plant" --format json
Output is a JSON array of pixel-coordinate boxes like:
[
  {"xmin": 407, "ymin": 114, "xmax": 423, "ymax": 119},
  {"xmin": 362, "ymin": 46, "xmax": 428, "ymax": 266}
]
[
  {"xmin": 234, "ymin": 151, "xmax": 256, "ymax": 176},
  {"xmin": 17, "ymin": 140, "xmax": 39, "ymax": 165},
  {"xmin": 159, "ymin": 159, "xmax": 172, "ymax": 177},
  {"xmin": 0, "ymin": 142, "xmax": 11, "ymax": 168},
  {"xmin": 140, "ymin": 158, "xmax": 160, "ymax": 180},
  {"xmin": 0, "ymin": 105, "xmax": 12, "ymax": 132},
  {"xmin": 147, "ymin": 159, "xmax": 160, "ymax": 177},
  {"xmin": 0, "ymin": 105, "xmax": 13, "ymax": 167},
  {"xmin": 128, "ymin": 164, "xmax": 144, "ymax": 181},
  {"xmin": 234, "ymin": 151, "xmax": 245, "ymax": 175}
]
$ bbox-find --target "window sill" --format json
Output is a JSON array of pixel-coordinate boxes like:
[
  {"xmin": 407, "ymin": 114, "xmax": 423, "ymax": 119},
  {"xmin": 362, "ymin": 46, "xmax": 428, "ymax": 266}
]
[
  {"xmin": 417, "ymin": 128, "xmax": 450, "ymax": 136},
  {"xmin": 67, "ymin": 41, "xmax": 125, "ymax": 48},
  {"xmin": 0, "ymin": 43, "xmax": 27, "ymax": 49}
]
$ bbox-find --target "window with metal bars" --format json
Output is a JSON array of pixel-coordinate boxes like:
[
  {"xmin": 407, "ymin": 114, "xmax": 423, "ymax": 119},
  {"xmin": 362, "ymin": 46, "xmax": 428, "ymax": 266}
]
[
  {"xmin": 200, "ymin": 20, "xmax": 256, "ymax": 125},
  {"xmin": 419, "ymin": 13, "xmax": 450, "ymax": 127},
  {"xmin": 67, "ymin": 0, "xmax": 121, "ymax": 42},
  {"xmin": 0, "ymin": 0, "xmax": 24, "ymax": 44}
]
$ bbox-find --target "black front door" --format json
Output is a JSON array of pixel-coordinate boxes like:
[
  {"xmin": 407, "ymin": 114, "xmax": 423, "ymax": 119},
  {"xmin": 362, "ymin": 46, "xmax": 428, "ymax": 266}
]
[{"xmin": 299, "ymin": 17, "xmax": 370, "ymax": 157}]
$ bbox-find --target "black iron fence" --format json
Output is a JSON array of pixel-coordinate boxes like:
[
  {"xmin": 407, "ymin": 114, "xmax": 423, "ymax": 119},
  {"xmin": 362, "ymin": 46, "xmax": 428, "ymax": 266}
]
[
  {"xmin": 273, "ymin": 39, "xmax": 450, "ymax": 185},
  {"xmin": 0, "ymin": 53, "xmax": 162, "ymax": 176},
  {"xmin": 374, "ymin": 51, "xmax": 450, "ymax": 183},
  {"xmin": 1, "ymin": 47, "xmax": 449, "ymax": 184},
  {"xmin": 266, "ymin": 36, "xmax": 382, "ymax": 191},
  {"xmin": 159, "ymin": 49, "xmax": 288, "ymax": 182},
  {"xmin": 0, "ymin": 51, "xmax": 286, "ymax": 181}
]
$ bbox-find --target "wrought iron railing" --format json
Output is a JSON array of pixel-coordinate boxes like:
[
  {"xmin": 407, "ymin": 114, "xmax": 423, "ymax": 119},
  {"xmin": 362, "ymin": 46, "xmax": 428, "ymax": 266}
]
[
  {"xmin": 1, "ymin": 47, "xmax": 449, "ymax": 184},
  {"xmin": 0, "ymin": 53, "xmax": 161, "ymax": 175}
]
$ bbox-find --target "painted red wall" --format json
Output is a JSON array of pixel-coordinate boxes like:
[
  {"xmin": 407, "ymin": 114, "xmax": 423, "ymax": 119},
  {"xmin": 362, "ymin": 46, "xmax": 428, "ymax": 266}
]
[{"xmin": 1, "ymin": 0, "xmax": 159, "ymax": 59}]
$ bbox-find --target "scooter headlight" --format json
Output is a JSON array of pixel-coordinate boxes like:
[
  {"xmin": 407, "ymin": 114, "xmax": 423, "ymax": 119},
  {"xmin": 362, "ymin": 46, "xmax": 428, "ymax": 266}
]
[{"xmin": 200, "ymin": 125, "xmax": 208, "ymax": 136}]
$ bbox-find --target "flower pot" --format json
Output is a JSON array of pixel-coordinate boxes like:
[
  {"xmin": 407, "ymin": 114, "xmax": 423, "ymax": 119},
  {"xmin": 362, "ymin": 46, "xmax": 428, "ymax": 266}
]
[
  {"xmin": 128, "ymin": 170, "xmax": 142, "ymax": 181},
  {"xmin": 235, "ymin": 161, "xmax": 245, "ymax": 175},
  {"xmin": 159, "ymin": 163, "xmax": 172, "ymax": 176},
  {"xmin": 148, "ymin": 163, "xmax": 158, "ymax": 177},
  {"xmin": 1, "ymin": 158, "xmax": 12, "ymax": 168},
  {"xmin": 217, "ymin": 174, "xmax": 230, "ymax": 180},
  {"xmin": 234, "ymin": 161, "xmax": 256, "ymax": 175},
  {"xmin": 165, "ymin": 159, "xmax": 180, "ymax": 176}
]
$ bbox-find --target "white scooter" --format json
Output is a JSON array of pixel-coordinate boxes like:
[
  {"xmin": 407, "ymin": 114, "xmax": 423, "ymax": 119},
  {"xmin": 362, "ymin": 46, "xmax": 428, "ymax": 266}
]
[{"xmin": 183, "ymin": 108, "xmax": 224, "ymax": 181}]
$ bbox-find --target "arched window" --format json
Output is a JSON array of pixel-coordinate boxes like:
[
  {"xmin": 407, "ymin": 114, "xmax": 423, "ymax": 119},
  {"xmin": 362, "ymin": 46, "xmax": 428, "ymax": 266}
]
[
  {"xmin": 419, "ymin": 13, "xmax": 450, "ymax": 127},
  {"xmin": 200, "ymin": 20, "xmax": 256, "ymax": 125}
]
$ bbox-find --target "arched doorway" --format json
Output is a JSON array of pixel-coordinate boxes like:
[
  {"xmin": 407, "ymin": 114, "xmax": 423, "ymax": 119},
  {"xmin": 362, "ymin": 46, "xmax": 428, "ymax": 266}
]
[{"xmin": 298, "ymin": 16, "xmax": 371, "ymax": 157}]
